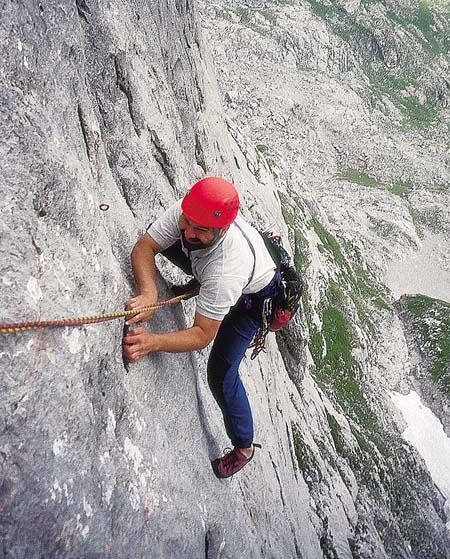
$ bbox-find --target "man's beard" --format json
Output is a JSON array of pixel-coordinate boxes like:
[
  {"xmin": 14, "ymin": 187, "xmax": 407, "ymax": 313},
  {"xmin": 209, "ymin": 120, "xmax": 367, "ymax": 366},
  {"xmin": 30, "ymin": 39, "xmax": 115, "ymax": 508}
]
[{"xmin": 181, "ymin": 231, "xmax": 211, "ymax": 251}]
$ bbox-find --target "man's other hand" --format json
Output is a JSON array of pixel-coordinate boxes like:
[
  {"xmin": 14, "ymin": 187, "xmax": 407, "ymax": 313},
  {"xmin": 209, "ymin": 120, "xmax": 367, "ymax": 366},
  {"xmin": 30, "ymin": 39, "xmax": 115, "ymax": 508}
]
[
  {"xmin": 126, "ymin": 294, "xmax": 157, "ymax": 325},
  {"xmin": 123, "ymin": 327, "xmax": 158, "ymax": 362}
]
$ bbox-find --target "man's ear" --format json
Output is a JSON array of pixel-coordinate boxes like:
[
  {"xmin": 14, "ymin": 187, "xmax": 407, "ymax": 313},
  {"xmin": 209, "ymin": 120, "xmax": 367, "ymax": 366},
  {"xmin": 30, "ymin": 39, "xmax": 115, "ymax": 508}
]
[{"xmin": 218, "ymin": 226, "xmax": 230, "ymax": 238}]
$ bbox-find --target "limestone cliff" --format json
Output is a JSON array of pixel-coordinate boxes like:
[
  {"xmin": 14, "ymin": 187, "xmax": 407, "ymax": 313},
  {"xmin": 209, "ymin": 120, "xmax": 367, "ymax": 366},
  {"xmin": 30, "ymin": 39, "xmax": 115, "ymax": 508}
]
[{"xmin": 1, "ymin": 1, "xmax": 449, "ymax": 558}]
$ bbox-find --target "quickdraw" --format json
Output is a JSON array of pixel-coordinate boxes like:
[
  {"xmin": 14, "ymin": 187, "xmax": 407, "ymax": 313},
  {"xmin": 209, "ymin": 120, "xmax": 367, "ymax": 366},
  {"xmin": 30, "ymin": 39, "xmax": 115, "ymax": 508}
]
[
  {"xmin": 0, "ymin": 292, "xmax": 193, "ymax": 335},
  {"xmin": 249, "ymin": 297, "xmax": 273, "ymax": 359}
]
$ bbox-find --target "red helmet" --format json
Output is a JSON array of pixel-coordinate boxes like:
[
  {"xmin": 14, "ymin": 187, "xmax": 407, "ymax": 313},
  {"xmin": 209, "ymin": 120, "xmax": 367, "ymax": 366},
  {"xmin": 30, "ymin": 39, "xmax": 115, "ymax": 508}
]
[{"xmin": 181, "ymin": 177, "xmax": 240, "ymax": 228}]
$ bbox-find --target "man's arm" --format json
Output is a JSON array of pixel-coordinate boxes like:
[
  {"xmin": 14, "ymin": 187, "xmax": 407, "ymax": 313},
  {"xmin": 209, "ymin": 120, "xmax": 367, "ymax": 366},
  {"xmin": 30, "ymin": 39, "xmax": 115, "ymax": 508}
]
[
  {"xmin": 127, "ymin": 233, "xmax": 162, "ymax": 324},
  {"xmin": 123, "ymin": 312, "xmax": 221, "ymax": 361}
]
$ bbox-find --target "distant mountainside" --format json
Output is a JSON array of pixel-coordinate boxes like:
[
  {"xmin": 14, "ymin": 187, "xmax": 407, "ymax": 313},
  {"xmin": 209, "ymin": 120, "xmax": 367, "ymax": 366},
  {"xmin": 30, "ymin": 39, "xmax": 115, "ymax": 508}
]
[{"xmin": 200, "ymin": 0, "xmax": 450, "ymax": 556}]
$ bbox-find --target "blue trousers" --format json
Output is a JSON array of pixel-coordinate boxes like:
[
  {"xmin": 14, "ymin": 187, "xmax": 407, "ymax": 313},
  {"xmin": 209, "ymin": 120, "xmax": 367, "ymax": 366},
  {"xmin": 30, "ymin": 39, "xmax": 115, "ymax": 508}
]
[
  {"xmin": 207, "ymin": 300, "xmax": 260, "ymax": 448},
  {"xmin": 161, "ymin": 241, "xmax": 277, "ymax": 448}
]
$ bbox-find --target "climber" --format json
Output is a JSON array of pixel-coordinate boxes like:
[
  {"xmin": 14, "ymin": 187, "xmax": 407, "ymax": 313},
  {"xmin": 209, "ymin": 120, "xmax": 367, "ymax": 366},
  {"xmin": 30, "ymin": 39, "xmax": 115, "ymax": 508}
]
[{"xmin": 123, "ymin": 176, "xmax": 279, "ymax": 478}]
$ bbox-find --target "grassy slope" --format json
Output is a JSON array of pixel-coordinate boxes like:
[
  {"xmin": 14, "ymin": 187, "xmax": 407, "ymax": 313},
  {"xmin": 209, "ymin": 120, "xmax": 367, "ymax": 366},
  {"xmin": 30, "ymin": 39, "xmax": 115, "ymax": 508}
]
[
  {"xmin": 306, "ymin": 0, "xmax": 449, "ymax": 129},
  {"xmin": 279, "ymin": 190, "xmax": 449, "ymax": 554},
  {"xmin": 401, "ymin": 294, "xmax": 450, "ymax": 397}
]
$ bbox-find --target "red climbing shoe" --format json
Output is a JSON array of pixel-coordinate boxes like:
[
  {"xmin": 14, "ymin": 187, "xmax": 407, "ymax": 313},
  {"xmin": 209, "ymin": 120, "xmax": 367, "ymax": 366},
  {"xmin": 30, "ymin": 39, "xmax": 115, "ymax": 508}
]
[{"xmin": 211, "ymin": 444, "xmax": 261, "ymax": 479}]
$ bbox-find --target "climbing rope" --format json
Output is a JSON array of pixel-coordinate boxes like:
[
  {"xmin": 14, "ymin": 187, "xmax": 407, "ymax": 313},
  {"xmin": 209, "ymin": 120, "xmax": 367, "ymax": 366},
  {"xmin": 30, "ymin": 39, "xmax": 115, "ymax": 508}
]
[{"xmin": 0, "ymin": 292, "xmax": 193, "ymax": 335}]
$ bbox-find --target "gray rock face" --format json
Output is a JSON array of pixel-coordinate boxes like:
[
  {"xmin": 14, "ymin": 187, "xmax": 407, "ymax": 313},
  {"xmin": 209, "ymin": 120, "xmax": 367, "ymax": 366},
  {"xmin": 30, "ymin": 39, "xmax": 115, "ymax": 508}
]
[
  {"xmin": 0, "ymin": 2, "xmax": 318, "ymax": 558},
  {"xmin": 1, "ymin": 1, "xmax": 449, "ymax": 558}
]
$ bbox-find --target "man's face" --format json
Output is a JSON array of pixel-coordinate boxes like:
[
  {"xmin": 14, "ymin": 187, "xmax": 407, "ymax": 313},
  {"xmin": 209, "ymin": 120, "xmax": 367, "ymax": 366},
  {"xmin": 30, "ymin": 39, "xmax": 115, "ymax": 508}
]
[{"xmin": 179, "ymin": 213, "xmax": 221, "ymax": 250}]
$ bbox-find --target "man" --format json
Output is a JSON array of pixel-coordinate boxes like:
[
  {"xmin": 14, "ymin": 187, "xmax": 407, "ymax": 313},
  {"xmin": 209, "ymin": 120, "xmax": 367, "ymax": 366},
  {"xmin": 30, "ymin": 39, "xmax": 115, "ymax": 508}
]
[{"xmin": 123, "ymin": 177, "xmax": 278, "ymax": 478}]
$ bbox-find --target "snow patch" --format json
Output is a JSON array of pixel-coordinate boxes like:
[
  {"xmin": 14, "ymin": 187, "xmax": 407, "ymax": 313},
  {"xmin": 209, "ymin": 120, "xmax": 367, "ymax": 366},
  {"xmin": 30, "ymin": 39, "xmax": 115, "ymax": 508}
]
[{"xmin": 390, "ymin": 390, "xmax": 450, "ymax": 530}]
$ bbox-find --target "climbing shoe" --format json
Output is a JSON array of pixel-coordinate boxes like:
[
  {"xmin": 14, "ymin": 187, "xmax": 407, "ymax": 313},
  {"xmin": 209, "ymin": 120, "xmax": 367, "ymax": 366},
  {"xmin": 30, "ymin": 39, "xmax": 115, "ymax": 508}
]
[
  {"xmin": 211, "ymin": 444, "xmax": 261, "ymax": 479},
  {"xmin": 171, "ymin": 278, "xmax": 200, "ymax": 300}
]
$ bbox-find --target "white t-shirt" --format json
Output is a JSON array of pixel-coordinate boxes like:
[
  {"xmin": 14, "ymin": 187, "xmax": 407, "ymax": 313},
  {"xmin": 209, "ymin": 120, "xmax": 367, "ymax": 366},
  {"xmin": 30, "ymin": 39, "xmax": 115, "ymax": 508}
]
[{"xmin": 147, "ymin": 200, "xmax": 276, "ymax": 320}]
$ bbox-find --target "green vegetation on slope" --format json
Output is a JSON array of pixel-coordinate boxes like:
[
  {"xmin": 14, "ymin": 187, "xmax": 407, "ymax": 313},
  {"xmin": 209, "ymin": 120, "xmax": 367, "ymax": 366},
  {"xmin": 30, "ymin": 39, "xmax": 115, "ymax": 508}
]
[
  {"xmin": 292, "ymin": 425, "xmax": 325, "ymax": 491},
  {"xmin": 280, "ymin": 191, "xmax": 390, "ymax": 427},
  {"xmin": 409, "ymin": 205, "xmax": 450, "ymax": 236},
  {"xmin": 217, "ymin": 4, "xmax": 280, "ymax": 36},
  {"xmin": 311, "ymin": 282, "xmax": 378, "ymax": 431},
  {"xmin": 336, "ymin": 169, "xmax": 414, "ymax": 198},
  {"xmin": 281, "ymin": 197, "xmax": 448, "ymax": 547},
  {"xmin": 403, "ymin": 294, "xmax": 450, "ymax": 396},
  {"xmin": 305, "ymin": 0, "xmax": 448, "ymax": 128},
  {"xmin": 280, "ymin": 192, "xmax": 399, "ymax": 493}
]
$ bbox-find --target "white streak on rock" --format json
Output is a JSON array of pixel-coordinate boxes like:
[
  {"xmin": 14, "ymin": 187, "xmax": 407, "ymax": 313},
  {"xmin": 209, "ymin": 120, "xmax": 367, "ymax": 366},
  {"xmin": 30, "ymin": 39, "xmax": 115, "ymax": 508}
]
[
  {"xmin": 63, "ymin": 483, "xmax": 72, "ymax": 504},
  {"xmin": 104, "ymin": 483, "xmax": 113, "ymax": 506},
  {"xmin": 83, "ymin": 497, "xmax": 93, "ymax": 517},
  {"xmin": 76, "ymin": 514, "xmax": 90, "ymax": 539},
  {"xmin": 132, "ymin": 412, "xmax": 146, "ymax": 433},
  {"xmin": 53, "ymin": 438, "xmax": 66, "ymax": 457},
  {"xmin": 46, "ymin": 347, "xmax": 57, "ymax": 364},
  {"xmin": 51, "ymin": 478, "xmax": 62, "ymax": 502},
  {"xmin": 128, "ymin": 483, "xmax": 141, "ymax": 510},
  {"xmin": 106, "ymin": 409, "xmax": 116, "ymax": 438},
  {"xmin": 63, "ymin": 329, "xmax": 82, "ymax": 354},
  {"xmin": 124, "ymin": 437, "xmax": 143, "ymax": 475},
  {"xmin": 27, "ymin": 277, "xmax": 42, "ymax": 303},
  {"xmin": 83, "ymin": 343, "xmax": 91, "ymax": 363},
  {"xmin": 139, "ymin": 472, "xmax": 147, "ymax": 488}
]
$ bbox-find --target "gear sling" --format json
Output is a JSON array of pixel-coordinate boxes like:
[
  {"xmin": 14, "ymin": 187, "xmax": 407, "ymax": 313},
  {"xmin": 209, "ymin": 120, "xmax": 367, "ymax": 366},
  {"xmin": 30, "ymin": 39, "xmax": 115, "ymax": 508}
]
[{"xmin": 237, "ymin": 229, "xmax": 303, "ymax": 359}]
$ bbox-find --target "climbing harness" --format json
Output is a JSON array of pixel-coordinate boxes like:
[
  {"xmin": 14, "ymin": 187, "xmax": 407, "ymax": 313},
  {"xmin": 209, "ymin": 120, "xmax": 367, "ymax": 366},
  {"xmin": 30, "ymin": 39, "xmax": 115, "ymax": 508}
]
[
  {"xmin": 249, "ymin": 232, "xmax": 303, "ymax": 359},
  {"xmin": 234, "ymin": 222, "xmax": 256, "ymax": 289},
  {"xmin": 0, "ymin": 292, "xmax": 193, "ymax": 335}
]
